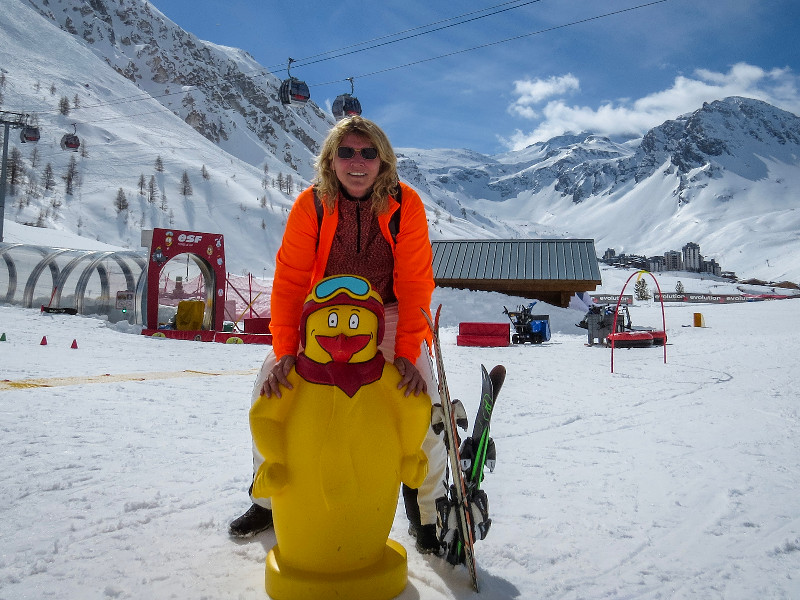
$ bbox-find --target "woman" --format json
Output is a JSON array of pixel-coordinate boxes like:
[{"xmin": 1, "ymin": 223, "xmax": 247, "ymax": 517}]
[{"xmin": 229, "ymin": 116, "xmax": 446, "ymax": 555}]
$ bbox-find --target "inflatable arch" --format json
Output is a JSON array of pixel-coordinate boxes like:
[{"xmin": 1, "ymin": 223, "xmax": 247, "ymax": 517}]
[
  {"xmin": 610, "ymin": 270, "xmax": 667, "ymax": 373},
  {"xmin": 142, "ymin": 228, "xmax": 226, "ymax": 332}
]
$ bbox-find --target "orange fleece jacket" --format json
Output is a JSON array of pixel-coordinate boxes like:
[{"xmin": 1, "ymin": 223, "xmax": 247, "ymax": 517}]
[{"xmin": 270, "ymin": 183, "xmax": 434, "ymax": 362}]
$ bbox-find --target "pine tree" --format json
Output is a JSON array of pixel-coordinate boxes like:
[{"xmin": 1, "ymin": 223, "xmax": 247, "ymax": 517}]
[
  {"xmin": 148, "ymin": 175, "xmax": 158, "ymax": 204},
  {"xmin": 8, "ymin": 147, "xmax": 24, "ymax": 193},
  {"xmin": 180, "ymin": 171, "xmax": 193, "ymax": 197},
  {"xmin": 26, "ymin": 172, "xmax": 39, "ymax": 197},
  {"xmin": 201, "ymin": 164, "xmax": 210, "ymax": 180},
  {"xmin": 58, "ymin": 96, "xmax": 70, "ymax": 115},
  {"xmin": 114, "ymin": 188, "xmax": 129, "ymax": 212},
  {"xmin": 43, "ymin": 163, "xmax": 55, "ymax": 191},
  {"xmin": 154, "ymin": 155, "xmax": 164, "ymax": 172},
  {"xmin": 64, "ymin": 155, "xmax": 78, "ymax": 196},
  {"xmin": 138, "ymin": 173, "xmax": 146, "ymax": 195},
  {"xmin": 634, "ymin": 278, "xmax": 651, "ymax": 301}
]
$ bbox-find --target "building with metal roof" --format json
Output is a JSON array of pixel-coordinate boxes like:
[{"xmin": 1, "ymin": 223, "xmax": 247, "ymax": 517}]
[{"xmin": 432, "ymin": 239, "xmax": 602, "ymax": 307}]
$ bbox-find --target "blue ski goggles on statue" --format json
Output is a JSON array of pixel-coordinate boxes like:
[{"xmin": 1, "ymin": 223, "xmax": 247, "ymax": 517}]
[{"xmin": 313, "ymin": 275, "xmax": 372, "ymax": 302}]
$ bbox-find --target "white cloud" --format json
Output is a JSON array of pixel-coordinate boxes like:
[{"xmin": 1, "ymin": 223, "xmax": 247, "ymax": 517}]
[
  {"xmin": 508, "ymin": 74, "xmax": 580, "ymax": 119},
  {"xmin": 502, "ymin": 63, "xmax": 800, "ymax": 150}
]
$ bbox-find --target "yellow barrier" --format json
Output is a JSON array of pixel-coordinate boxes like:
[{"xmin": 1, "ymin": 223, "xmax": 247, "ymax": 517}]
[{"xmin": 175, "ymin": 300, "xmax": 205, "ymax": 331}]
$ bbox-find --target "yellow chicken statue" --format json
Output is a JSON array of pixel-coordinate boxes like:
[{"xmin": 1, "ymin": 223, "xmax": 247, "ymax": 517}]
[{"xmin": 250, "ymin": 275, "xmax": 431, "ymax": 600}]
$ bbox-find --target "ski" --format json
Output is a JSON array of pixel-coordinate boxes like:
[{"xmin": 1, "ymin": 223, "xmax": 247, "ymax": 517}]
[
  {"xmin": 463, "ymin": 364, "xmax": 505, "ymax": 487},
  {"xmin": 423, "ymin": 304, "xmax": 479, "ymax": 591},
  {"xmin": 460, "ymin": 363, "xmax": 504, "ymax": 508},
  {"xmin": 423, "ymin": 305, "xmax": 506, "ymax": 592},
  {"xmin": 448, "ymin": 363, "xmax": 504, "ymax": 573}
]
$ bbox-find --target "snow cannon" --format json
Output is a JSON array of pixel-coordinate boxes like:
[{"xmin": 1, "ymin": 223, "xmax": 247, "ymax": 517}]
[{"xmin": 249, "ymin": 275, "xmax": 431, "ymax": 600}]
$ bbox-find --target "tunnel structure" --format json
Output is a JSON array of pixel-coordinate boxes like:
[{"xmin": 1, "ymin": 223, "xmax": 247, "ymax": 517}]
[
  {"xmin": 0, "ymin": 228, "xmax": 226, "ymax": 330},
  {"xmin": 0, "ymin": 241, "xmax": 147, "ymax": 323}
]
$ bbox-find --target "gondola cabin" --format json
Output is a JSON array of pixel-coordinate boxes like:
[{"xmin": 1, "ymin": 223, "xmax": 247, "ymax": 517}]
[
  {"xmin": 332, "ymin": 93, "xmax": 362, "ymax": 121},
  {"xmin": 279, "ymin": 77, "xmax": 310, "ymax": 106},
  {"xmin": 60, "ymin": 133, "xmax": 81, "ymax": 151},
  {"xmin": 20, "ymin": 125, "xmax": 41, "ymax": 143}
]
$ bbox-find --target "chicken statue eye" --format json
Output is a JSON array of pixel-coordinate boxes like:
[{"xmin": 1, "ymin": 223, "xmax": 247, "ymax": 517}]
[
  {"xmin": 349, "ymin": 314, "xmax": 359, "ymax": 329},
  {"xmin": 328, "ymin": 313, "xmax": 338, "ymax": 327}
]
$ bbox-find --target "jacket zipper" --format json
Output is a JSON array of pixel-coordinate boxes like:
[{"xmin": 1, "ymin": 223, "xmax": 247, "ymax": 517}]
[{"xmin": 356, "ymin": 200, "xmax": 362, "ymax": 253}]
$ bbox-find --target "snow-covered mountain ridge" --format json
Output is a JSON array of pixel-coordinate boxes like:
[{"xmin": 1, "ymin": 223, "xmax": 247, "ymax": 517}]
[
  {"xmin": 2, "ymin": 0, "xmax": 799, "ymax": 282},
  {"xmin": 398, "ymin": 97, "xmax": 800, "ymax": 280},
  {"xmin": 22, "ymin": 0, "xmax": 330, "ymax": 179}
]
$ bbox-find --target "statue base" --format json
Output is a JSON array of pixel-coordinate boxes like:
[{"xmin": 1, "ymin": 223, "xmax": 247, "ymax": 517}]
[{"xmin": 265, "ymin": 538, "xmax": 408, "ymax": 600}]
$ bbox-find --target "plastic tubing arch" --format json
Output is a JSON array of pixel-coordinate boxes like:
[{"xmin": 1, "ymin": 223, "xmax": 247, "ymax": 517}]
[{"xmin": 610, "ymin": 270, "xmax": 667, "ymax": 373}]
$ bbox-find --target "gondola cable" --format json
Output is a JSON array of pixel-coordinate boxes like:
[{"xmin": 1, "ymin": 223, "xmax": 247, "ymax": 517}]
[
  {"xmin": 263, "ymin": 0, "xmax": 544, "ymax": 72},
  {"xmin": 311, "ymin": 0, "xmax": 671, "ymax": 85},
  {"xmin": 14, "ymin": 1, "xmax": 671, "ymax": 125}
]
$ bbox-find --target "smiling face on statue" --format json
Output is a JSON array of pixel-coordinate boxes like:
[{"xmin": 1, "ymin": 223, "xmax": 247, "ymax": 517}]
[
  {"xmin": 300, "ymin": 275, "xmax": 385, "ymax": 365},
  {"xmin": 305, "ymin": 305, "xmax": 379, "ymax": 364}
]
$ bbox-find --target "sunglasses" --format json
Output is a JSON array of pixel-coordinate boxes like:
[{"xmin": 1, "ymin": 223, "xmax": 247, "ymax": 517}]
[{"xmin": 337, "ymin": 146, "xmax": 379, "ymax": 160}]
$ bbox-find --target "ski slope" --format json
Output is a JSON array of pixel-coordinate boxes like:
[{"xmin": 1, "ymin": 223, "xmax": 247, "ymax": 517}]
[{"xmin": 2, "ymin": 267, "xmax": 799, "ymax": 598}]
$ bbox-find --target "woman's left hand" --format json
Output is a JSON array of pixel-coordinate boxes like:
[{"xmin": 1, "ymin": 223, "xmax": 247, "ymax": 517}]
[{"xmin": 394, "ymin": 356, "xmax": 427, "ymax": 397}]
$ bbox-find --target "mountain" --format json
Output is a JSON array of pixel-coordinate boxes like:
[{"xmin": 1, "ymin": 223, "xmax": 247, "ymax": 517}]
[
  {"xmin": 22, "ymin": 0, "xmax": 331, "ymax": 180},
  {"xmin": 398, "ymin": 98, "xmax": 800, "ymax": 280},
  {"xmin": 2, "ymin": 0, "xmax": 799, "ymax": 282}
]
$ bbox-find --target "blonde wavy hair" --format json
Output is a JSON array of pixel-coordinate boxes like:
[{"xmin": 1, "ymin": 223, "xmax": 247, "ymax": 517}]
[{"xmin": 314, "ymin": 116, "xmax": 399, "ymax": 215}]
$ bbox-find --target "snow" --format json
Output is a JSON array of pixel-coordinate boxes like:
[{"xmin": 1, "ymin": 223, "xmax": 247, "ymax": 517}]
[
  {"xmin": 2, "ymin": 1, "xmax": 800, "ymax": 596},
  {"xmin": 2, "ymin": 266, "xmax": 799, "ymax": 599}
]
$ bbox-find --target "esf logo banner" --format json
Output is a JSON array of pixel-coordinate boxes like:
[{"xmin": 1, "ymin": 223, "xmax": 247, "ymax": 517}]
[{"xmin": 177, "ymin": 234, "xmax": 202, "ymax": 244}]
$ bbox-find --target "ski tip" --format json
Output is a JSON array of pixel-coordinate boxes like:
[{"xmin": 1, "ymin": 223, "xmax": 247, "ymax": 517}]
[
  {"xmin": 422, "ymin": 304, "xmax": 443, "ymax": 331},
  {"xmin": 489, "ymin": 364, "xmax": 506, "ymax": 397},
  {"xmin": 490, "ymin": 364, "xmax": 506, "ymax": 378}
]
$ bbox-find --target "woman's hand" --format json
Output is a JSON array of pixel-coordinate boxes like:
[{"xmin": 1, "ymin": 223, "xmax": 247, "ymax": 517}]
[
  {"xmin": 261, "ymin": 354, "xmax": 296, "ymax": 398},
  {"xmin": 394, "ymin": 356, "xmax": 427, "ymax": 397}
]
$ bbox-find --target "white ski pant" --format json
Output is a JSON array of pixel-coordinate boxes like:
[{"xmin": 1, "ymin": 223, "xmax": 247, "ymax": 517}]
[{"xmin": 248, "ymin": 303, "xmax": 447, "ymax": 526}]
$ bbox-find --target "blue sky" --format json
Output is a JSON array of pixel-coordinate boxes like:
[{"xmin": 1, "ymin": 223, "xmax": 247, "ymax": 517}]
[{"xmin": 152, "ymin": 0, "xmax": 800, "ymax": 155}]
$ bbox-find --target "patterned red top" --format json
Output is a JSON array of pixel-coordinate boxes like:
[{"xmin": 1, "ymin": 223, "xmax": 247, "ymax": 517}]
[{"xmin": 324, "ymin": 194, "xmax": 396, "ymax": 303}]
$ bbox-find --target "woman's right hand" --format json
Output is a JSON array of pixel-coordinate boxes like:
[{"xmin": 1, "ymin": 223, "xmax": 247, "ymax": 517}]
[{"xmin": 261, "ymin": 354, "xmax": 296, "ymax": 398}]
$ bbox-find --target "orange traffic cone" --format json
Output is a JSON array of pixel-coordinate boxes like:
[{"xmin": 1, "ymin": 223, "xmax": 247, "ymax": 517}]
[
  {"xmin": 40, "ymin": 336, "xmax": 48, "ymax": 345},
  {"xmin": 71, "ymin": 339, "xmax": 78, "ymax": 349}
]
